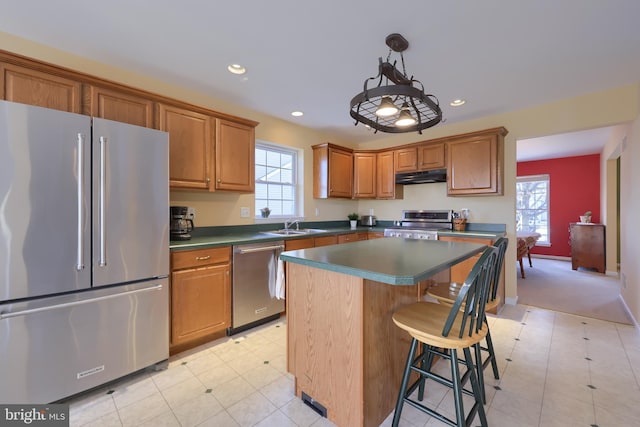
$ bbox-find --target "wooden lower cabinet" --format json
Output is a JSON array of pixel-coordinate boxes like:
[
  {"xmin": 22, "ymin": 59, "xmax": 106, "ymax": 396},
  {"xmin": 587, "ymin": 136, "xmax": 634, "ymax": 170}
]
[
  {"xmin": 367, "ymin": 231, "xmax": 385, "ymax": 239},
  {"xmin": 438, "ymin": 235, "xmax": 504, "ymax": 312},
  {"xmin": 170, "ymin": 246, "xmax": 231, "ymax": 354},
  {"xmin": 570, "ymin": 223, "xmax": 605, "ymax": 273},
  {"xmin": 338, "ymin": 232, "xmax": 368, "ymax": 244}
]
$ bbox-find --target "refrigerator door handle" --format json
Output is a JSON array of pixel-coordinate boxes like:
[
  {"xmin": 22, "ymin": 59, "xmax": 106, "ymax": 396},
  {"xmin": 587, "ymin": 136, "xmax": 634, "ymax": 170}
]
[
  {"xmin": 99, "ymin": 136, "xmax": 107, "ymax": 267},
  {"xmin": 0, "ymin": 284, "xmax": 164, "ymax": 320},
  {"xmin": 76, "ymin": 133, "xmax": 85, "ymax": 271}
]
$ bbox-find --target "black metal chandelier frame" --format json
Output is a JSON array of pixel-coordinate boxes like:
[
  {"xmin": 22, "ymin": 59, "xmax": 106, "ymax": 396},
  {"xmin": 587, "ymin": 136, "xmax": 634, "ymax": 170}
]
[{"xmin": 349, "ymin": 33, "xmax": 443, "ymax": 134}]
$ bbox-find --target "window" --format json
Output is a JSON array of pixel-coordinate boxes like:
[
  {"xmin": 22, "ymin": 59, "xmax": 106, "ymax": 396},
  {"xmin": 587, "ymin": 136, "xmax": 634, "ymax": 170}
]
[
  {"xmin": 255, "ymin": 142, "xmax": 298, "ymax": 218},
  {"xmin": 516, "ymin": 174, "xmax": 550, "ymax": 244}
]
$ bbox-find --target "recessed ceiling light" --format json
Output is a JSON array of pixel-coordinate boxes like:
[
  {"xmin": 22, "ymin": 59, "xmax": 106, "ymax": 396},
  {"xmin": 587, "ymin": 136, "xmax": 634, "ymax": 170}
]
[
  {"xmin": 291, "ymin": 111, "xmax": 304, "ymax": 117},
  {"xmin": 450, "ymin": 99, "xmax": 466, "ymax": 107},
  {"xmin": 227, "ymin": 64, "xmax": 246, "ymax": 75}
]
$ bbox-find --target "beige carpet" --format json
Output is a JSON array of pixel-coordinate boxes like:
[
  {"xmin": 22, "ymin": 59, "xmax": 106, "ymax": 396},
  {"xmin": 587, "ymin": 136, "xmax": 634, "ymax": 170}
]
[{"xmin": 516, "ymin": 257, "xmax": 632, "ymax": 324}]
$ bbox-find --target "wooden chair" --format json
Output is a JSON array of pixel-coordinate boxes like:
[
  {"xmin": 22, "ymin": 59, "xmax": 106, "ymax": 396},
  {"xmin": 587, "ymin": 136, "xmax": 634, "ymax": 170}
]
[
  {"xmin": 391, "ymin": 246, "xmax": 499, "ymax": 427},
  {"xmin": 426, "ymin": 237, "xmax": 508, "ymax": 402}
]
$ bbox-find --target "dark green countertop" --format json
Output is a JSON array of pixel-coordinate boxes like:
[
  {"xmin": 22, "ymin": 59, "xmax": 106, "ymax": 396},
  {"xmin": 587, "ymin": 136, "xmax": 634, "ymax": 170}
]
[
  {"xmin": 169, "ymin": 221, "xmax": 505, "ymax": 251},
  {"xmin": 280, "ymin": 238, "xmax": 486, "ymax": 285}
]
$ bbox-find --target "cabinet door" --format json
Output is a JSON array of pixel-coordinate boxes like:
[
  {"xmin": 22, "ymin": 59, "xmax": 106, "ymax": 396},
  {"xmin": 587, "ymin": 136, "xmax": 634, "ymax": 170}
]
[
  {"xmin": 84, "ymin": 85, "xmax": 154, "ymax": 127},
  {"xmin": 376, "ymin": 150, "xmax": 401, "ymax": 199},
  {"xmin": 447, "ymin": 133, "xmax": 502, "ymax": 196},
  {"xmin": 215, "ymin": 119, "xmax": 255, "ymax": 192},
  {"xmin": 418, "ymin": 143, "xmax": 445, "ymax": 170},
  {"xmin": 353, "ymin": 152, "xmax": 376, "ymax": 198},
  {"xmin": 328, "ymin": 147, "xmax": 353, "ymax": 198},
  {"xmin": 171, "ymin": 264, "xmax": 230, "ymax": 345},
  {"xmin": 394, "ymin": 147, "xmax": 418, "ymax": 172},
  {"xmin": 0, "ymin": 63, "xmax": 81, "ymax": 113},
  {"xmin": 367, "ymin": 232, "xmax": 385, "ymax": 239},
  {"xmin": 158, "ymin": 103, "xmax": 213, "ymax": 190}
]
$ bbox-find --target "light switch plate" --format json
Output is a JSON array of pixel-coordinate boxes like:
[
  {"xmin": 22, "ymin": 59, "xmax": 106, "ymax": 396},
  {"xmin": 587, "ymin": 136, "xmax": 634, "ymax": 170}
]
[{"xmin": 240, "ymin": 207, "xmax": 250, "ymax": 218}]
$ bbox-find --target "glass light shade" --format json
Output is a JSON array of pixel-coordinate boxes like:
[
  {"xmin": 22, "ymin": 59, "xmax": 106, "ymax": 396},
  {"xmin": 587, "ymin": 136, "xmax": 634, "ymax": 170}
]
[
  {"xmin": 375, "ymin": 96, "xmax": 399, "ymax": 117},
  {"xmin": 395, "ymin": 108, "xmax": 416, "ymax": 126}
]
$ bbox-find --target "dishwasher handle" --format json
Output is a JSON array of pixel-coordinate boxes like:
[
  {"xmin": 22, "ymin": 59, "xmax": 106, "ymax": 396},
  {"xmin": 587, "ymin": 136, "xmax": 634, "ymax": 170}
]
[{"xmin": 236, "ymin": 244, "xmax": 284, "ymax": 254}]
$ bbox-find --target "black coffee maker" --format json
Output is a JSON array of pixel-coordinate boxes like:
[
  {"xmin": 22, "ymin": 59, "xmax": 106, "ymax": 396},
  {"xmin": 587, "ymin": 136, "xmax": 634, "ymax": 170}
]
[{"xmin": 170, "ymin": 206, "xmax": 194, "ymax": 240}]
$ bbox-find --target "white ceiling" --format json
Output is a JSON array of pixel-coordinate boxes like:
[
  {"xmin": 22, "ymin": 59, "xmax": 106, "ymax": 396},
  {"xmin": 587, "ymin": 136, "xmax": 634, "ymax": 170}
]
[{"xmin": 1, "ymin": 1, "xmax": 639, "ymax": 160}]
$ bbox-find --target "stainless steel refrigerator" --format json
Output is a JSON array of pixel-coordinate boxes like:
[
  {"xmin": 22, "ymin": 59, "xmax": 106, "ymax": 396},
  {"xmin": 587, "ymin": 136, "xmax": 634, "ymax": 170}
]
[{"xmin": 0, "ymin": 100, "xmax": 170, "ymax": 404}]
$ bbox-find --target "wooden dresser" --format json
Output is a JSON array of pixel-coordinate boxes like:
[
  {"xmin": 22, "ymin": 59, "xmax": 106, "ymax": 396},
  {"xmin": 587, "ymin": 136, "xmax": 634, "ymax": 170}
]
[{"xmin": 569, "ymin": 223, "xmax": 605, "ymax": 273}]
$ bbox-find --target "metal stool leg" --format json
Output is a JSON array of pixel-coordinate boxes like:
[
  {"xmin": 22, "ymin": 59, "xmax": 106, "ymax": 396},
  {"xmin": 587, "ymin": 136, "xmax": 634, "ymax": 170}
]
[
  {"xmin": 392, "ymin": 338, "xmax": 418, "ymax": 427},
  {"xmin": 463, "ymin": 347, "xmax": 488, "ymax": 427},
  {"xmin": 484, "ymin": 328, "xmax": 500, "ymax": 380}
]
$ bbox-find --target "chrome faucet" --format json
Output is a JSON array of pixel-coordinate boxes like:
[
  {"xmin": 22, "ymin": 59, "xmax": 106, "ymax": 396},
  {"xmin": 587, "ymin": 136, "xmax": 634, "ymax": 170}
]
[{"xmin": 284, "ymin": 218, "xmax": 300, "ymax": 231}]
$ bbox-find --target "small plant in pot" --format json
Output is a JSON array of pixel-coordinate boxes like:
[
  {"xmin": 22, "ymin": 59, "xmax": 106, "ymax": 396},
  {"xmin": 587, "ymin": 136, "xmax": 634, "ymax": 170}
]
[
  {"xmin": 348, "ymin": 213, "xmax": 359, "ymax": 228},
  {"xmin": 579, "ymin": 211, "xmax": 592, "ymax": 223}
]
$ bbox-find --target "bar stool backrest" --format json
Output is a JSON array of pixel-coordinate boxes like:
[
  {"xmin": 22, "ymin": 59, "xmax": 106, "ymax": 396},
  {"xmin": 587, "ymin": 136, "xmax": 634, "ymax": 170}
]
[
  {"xmin": 489, "ymin": 237, "xmax": 509, "ymax": 302},
  {"xmin": 442, "ymin": 246, "xmax": 499, "ymax": 339}
]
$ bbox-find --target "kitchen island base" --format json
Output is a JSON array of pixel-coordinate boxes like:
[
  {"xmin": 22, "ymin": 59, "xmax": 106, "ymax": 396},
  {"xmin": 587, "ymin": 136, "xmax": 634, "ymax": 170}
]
[{"xmin": 286, "ymin": 263, "xmax": 438, "ymax": 427}]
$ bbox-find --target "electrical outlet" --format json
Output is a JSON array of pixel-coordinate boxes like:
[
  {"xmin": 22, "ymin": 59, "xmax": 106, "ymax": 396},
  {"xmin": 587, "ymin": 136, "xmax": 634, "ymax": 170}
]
[
  {"xmin": 240, "ymin": 207, "xmax": 250, "ymax": 218},
  {"xmin": 187, "ymin": 207, "xmax": 196, "ymax": 221},
  {"xmin": 315, "ymin": 208, "xmax": 320, "ymax": 217},
  {"xmin": 369, "ymin": 208, "xmax": 374, "ymax": 215}
]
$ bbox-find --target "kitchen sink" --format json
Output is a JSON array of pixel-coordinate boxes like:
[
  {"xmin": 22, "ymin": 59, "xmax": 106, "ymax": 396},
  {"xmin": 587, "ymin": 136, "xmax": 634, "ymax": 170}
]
[{"xmin": 261, "ymin": 228, "xmax": 327, "ymax": 236}]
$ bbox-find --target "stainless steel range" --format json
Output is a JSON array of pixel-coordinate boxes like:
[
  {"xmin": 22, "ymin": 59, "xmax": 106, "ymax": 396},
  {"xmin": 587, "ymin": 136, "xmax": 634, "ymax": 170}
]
[{"xmin": 383, "ymin": 210, "xmax": 453, "ymax": 240}]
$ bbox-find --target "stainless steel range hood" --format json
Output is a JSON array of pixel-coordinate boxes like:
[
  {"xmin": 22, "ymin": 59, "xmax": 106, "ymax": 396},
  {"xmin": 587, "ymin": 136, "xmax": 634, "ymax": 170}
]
[{"xmin": 395, "ymin": 168, "xmax": 447, "ymax": 184}]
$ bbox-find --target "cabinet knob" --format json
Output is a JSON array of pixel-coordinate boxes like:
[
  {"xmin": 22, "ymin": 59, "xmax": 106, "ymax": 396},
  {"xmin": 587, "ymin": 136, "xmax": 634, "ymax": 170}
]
[
  {"xmin": 206, "ymin": 177, "xmax": 211, "ymax": 183},
  {"xmin": 217, "ymin": 179, "xmax": 221, "ymax": 183}
]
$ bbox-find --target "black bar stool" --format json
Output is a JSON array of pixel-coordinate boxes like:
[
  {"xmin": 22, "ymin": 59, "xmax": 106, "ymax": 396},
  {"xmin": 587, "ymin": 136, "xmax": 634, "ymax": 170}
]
[
  {"xmin": 391, "ymin": 246, "xmax": 499, "ymax": 427},
  {"xmin": 427, "ymin": 237, "xmax": 508, "ymax": 402}
]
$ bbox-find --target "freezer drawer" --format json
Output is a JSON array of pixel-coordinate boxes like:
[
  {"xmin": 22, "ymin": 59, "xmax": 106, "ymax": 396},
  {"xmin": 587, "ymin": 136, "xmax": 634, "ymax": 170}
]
[{"xmin": 0, "ymin": 279, "xmax": 169, "ymax": 404}]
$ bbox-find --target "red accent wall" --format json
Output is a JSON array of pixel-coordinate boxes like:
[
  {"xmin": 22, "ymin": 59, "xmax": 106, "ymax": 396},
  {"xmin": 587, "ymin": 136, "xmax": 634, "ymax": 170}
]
[{"xmin": 517, "ymin": 154, "xmax": 600, "ymax": 257}]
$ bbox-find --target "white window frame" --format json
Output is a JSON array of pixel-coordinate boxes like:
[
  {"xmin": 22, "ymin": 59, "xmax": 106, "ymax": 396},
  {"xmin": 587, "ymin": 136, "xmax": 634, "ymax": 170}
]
[
  {"xmin": 255, "ymin": 141, "xmax": 300, "ymax": 220},
  {"xmin": 516, "ymin": 174, "xmax": 550, "ymax": 246}
]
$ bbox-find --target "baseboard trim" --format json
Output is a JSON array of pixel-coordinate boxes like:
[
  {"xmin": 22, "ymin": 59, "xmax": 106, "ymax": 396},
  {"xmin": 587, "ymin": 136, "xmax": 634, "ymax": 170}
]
[
  {"xmin": 619, "ymin": 296, "xmax": 639, "ymax": 329},
  {"xmin": 505, "ymin": 296, "xmax": 518, "ymax": 305},
  {"xmin": 530, "ymin": 254, "xmax": 571, "ymax": 261}
]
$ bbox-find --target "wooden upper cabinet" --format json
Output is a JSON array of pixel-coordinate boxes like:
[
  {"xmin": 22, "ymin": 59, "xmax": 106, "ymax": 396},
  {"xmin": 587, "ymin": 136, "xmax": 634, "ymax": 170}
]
[
  {"xmin": 446, "ymin": 127, "xmax": 507, "ymax": 196},
  {"xmin": 376, "ymin": 150, "xmax": 402, "ymax": 199},
  {"xmin": 215, "ymin": 119, "xmax": 255, "ymax": 192},
  {"xmin": 394, "ymin": 147, "xmax": 418, "ymax": 172},
  {"xmin": 83, "ymin": 85, "xmax": 154, "ymax": 127},
  {"xmin": 418, "ymin": 142, "xmax": 445, "ymax": 170},
  {"xmin": 0, "ymin": 62, "xmax": 81, "ymax": 113},
  {"xmin": 313, "ymin": 143, "xmax": 353, "ymax": 199},
  {"xmin": 353, "ymin": 152, "xmax": 376, "ymax": 198},
  {"xmin": 158, "ymin": 103, "xmax": 213, "ymax": 190}
]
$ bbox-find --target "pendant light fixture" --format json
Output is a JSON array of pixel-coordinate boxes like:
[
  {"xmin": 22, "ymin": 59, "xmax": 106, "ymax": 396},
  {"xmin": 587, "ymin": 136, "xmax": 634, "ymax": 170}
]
[{"xmin": 350, "ymin": 33, "xmax": 442, "ymax": 134}]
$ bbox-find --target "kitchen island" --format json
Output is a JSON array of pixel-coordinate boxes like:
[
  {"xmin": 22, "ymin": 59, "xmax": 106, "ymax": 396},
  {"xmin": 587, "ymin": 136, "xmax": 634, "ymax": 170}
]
[{"xmin": 280, "ymin": 238, "xmax": 486, "ymax": 427}]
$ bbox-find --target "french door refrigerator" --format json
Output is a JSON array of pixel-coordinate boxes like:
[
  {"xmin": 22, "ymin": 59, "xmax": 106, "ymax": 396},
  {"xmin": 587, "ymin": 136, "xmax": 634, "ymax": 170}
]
[{"xmin": 0, "ymin": 100, "xmax": 170, "ymax": 404}]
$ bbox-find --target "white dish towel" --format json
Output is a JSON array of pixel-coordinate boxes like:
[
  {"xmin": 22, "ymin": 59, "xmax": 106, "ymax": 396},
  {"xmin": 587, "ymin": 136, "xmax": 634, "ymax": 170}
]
[{"xmin": 275, "ymin": 259, "xmax": 286, "ymax": 300}]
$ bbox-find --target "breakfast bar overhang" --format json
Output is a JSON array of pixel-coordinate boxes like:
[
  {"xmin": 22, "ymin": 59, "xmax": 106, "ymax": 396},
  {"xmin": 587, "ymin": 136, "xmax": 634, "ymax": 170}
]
[{"xmin": 280, "ymin": 238, "xmax": 486, "ymax": 427}]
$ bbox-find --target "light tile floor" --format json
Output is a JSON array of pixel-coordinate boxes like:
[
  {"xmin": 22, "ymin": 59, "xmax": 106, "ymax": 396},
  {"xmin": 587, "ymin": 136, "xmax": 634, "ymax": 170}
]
[{"xmin": 66, "ymin": 304, "xmax": 640, "ymax": 427}]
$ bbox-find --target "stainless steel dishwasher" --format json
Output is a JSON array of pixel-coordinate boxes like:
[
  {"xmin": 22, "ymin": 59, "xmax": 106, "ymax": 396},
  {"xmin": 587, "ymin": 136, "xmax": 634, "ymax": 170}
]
[{"xmin": 230, "ymin": 241, "xmax": 285, "ymax": 334}]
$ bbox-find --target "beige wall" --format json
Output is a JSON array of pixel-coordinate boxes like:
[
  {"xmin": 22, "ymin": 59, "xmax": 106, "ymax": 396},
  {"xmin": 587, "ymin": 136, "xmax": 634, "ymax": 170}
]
[{"xmin": 2, "ymin": 31, "xmax": 639, "ymax": 321}]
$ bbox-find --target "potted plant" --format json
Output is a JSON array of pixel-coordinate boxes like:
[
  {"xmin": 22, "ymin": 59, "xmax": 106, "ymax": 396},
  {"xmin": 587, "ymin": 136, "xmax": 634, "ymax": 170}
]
[
  {"xmin": 579, "ymin": 211, "xmax": 592, "ymax": 223},
  {"xmin": 260, "ymin": 207, "xmax": 271, "ymax": 218},
  {"xmin": 348, "ymin": 212, "xmax": 359, "ymax": 229}
]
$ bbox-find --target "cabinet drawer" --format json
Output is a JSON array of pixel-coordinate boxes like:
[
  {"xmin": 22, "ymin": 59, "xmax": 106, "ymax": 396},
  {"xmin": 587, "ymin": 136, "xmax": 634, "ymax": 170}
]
[
  {"xmin": 171, "ymin": 246, "xmax": 231, "ymax": 270},
  {"xmin": 338, "ymin": 232, "xmax": 368, "ymax": 244},
  {"xmin": 314, "ymin": 235, "xmax": 339, "ymax": 247}
]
